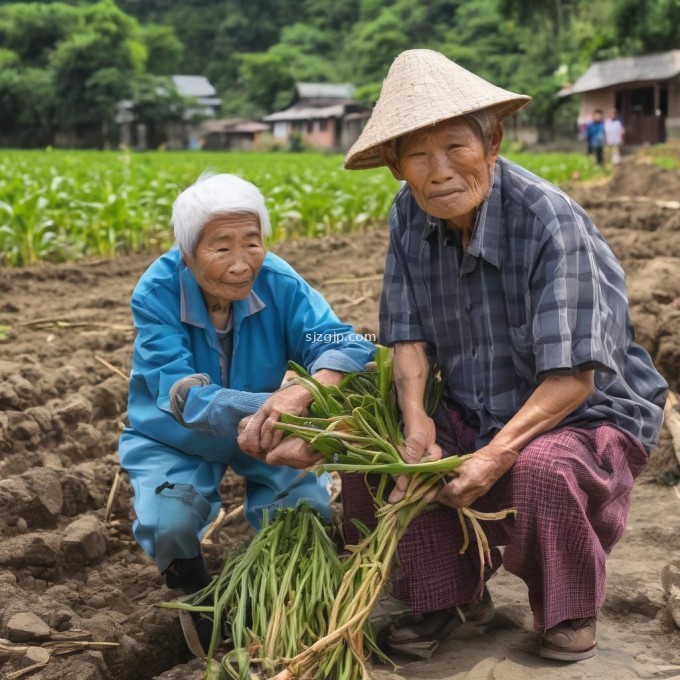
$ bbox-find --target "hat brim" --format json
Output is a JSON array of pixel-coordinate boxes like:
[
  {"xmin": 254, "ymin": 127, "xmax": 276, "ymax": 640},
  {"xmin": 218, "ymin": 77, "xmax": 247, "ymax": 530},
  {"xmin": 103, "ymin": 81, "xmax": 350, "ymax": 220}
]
[{"xmin": 344, "ymin": 97, "xmax": 531, "ymax": 171}]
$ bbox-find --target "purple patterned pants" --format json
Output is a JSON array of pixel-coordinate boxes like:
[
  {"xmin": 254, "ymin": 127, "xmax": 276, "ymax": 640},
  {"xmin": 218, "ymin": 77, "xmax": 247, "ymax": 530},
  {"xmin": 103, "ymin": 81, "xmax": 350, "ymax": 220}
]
[{"xmin": 341, "ymin": 403, "xmax": 649, "ymax": 631}]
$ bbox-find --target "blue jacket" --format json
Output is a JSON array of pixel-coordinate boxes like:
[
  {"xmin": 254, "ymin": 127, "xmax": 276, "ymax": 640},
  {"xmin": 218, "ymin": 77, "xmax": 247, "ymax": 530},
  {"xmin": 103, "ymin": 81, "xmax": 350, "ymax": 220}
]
[
  {"xmin": 120, "ymin": 247, "xmax": 375, "ymax": 530},
  {"xmin": 586, "ymin": 120, "xmax": 605, "ymax": 148}
]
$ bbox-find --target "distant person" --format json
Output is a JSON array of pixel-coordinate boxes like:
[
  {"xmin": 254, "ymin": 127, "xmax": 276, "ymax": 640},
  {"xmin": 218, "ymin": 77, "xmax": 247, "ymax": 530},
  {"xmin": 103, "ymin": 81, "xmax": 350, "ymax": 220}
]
[
  {"xmin": 585, "ymin": 109, "xmax": 605, "ymax": 166},
  {"xmin": 119, "ymin": 172, "xmax": 374, "ymax": 656},
  {"xmin": 604, "ymin": 109, "xmax": 625, "ymax": 165}
]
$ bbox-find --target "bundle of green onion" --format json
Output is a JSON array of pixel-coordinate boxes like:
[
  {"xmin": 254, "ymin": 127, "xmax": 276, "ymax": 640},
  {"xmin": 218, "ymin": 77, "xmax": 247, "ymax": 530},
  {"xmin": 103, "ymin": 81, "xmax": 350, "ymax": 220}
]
[
  {"xmin": 270, "ymin": 346, "xmax": 515, "ymax": 679},
  {"xmin": 158, "ymin": 505, "xmax": 343, "ymax": 680}
]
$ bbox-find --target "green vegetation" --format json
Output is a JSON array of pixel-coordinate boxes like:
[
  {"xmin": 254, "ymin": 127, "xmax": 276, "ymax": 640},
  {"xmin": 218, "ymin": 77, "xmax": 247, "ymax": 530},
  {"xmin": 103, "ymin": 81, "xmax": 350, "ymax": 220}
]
[
  {"xmin": 506, "ymin": 152, "xmax": 607, "ymax": 184},
  {"xmin": 0, "ymin": 150, "xmax": 395, "ymax": 265},
  {"xmin": 644, "ymin": 143, "xmax": 680, "ymax": 171},
  {"xmin": 0, "ymin": 149, "xmax": 606, "ymax": 266},
  {"xmin": 159, "ymin": 504, "xmax": 345, "ymax": 679},
  {"xmin": 266, "ymin": 348, "xmax": 513, "ymax": 678},
  {"xmin": 651, "ymin": 157, "xmax": 680, "ymax": 171}
]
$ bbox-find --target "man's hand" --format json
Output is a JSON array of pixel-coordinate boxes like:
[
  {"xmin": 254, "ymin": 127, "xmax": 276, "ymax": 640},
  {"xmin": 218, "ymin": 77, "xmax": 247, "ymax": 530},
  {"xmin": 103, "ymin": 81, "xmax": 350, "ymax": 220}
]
[
  {"xmin": 388, "ymin": 413, "xmax": 443, "ymax": 504},
  {"xmin": 435, "ymin": 442, "xmax": 518, "ymax": 508},
  {"xmin": 237, "ymin": 385, "xmax": 312, "ymax": 458}
]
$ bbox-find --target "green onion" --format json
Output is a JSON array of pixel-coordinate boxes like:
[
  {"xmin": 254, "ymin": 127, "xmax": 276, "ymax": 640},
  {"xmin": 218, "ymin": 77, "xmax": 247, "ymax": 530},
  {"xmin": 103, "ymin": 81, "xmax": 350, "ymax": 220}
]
[{"xmin": 157, "ymin": 505, "xmax": 343, "ymax": 679}]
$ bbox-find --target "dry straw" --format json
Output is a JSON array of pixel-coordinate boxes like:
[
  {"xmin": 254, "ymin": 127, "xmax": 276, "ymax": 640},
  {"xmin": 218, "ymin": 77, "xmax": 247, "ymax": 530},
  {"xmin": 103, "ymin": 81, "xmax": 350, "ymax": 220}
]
[{"xmin": 344, "ymin": 49, "xmax": 532, "ymax": 170}]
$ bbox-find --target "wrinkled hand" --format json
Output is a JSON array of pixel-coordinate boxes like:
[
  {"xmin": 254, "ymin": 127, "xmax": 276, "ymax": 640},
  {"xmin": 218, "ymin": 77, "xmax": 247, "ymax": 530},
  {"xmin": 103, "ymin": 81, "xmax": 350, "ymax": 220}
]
[
  {"xmin": 266, "ymin": 436, "xmax": 323, "ymax": 469},
  {"xmin": 388, "ymin": 414, "xmax": 443, "ymax": 504},
  {"xmin": 435, "ymin": 443, "xmax": 518, "ymax": 509},
  {"xmin": 237, "ymin": 385, "xmax": 313, "ymax": 458},
  {"xmin": 238, "ymin": 417, "xmax": 321, "ymax": 469}
]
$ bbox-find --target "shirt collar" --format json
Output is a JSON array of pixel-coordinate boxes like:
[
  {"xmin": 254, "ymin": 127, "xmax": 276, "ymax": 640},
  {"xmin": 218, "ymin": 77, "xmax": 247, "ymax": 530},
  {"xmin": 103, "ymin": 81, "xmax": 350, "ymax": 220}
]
[
  {"xmin": 179, "ymin": 259, "xmax": 265, "ymax": 328},
  {"xmin": 421, "ymin": 159, "xmax": 503, "ymax": 268}
]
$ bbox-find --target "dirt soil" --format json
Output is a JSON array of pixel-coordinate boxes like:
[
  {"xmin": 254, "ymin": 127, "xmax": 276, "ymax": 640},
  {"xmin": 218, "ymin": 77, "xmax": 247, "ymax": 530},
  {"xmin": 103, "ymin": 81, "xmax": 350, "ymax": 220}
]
[{"xmin": 1, "ymin": 155, "xmax": 679, "ymax": 680}]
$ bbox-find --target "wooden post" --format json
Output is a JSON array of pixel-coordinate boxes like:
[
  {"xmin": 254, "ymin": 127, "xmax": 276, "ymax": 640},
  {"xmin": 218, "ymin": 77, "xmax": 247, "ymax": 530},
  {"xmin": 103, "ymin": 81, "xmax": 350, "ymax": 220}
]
[{"xmin": 654, "ymin": 82, "xmax": 661, "ymax": 143}]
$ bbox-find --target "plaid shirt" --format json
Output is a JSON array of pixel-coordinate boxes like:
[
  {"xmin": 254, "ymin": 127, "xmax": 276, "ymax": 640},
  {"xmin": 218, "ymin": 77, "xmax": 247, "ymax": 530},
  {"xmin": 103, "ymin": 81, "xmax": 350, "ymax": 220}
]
[{"xmin": 380, "ymin": 157, "xmax": 667, "ymax": 451}]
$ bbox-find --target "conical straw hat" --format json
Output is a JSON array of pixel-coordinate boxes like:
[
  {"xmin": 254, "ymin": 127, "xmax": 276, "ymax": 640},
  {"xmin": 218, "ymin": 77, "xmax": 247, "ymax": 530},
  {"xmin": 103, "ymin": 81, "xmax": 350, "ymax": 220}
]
[{"xmin": 344, "ymin": 49, "xmax": 532, "ymax": 170}]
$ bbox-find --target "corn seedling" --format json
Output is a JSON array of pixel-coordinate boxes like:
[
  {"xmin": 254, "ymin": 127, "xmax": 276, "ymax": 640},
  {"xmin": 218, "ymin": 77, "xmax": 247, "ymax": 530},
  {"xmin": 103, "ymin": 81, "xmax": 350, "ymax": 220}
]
[{"xmin": 2, "ymin": 150, "xmax": 599, "ymax": 265}]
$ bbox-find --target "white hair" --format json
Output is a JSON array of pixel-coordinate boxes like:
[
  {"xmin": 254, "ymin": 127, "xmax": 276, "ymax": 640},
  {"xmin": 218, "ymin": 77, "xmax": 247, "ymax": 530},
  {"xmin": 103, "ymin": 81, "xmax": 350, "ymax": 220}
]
[{"xmin": 171, "ymin": 172, "xmax": 271, "ymax": 257}]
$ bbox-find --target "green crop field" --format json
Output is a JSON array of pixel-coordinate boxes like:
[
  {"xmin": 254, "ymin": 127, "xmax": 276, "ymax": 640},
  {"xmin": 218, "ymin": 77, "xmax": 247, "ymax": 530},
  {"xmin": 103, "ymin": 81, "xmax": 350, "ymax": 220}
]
[{"xmin": 0, "ymin": 149, "xmax": 605, "ymax": 266}]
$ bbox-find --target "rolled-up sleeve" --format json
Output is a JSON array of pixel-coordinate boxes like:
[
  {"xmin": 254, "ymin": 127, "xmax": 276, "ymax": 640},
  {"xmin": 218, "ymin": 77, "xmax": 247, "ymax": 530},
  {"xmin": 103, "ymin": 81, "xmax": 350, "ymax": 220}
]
[{"xmin": 379, "ymin": 203, "xmax": 426, "ymax": 346}]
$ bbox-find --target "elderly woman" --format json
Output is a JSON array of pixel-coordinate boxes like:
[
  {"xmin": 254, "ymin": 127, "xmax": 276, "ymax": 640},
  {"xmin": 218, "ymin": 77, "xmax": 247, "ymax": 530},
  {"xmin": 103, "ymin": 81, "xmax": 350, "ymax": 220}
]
[
  {"xmin": 276, "ymin": 50, "xmax": 668, "ymax": 661},
  {"xmin": 118, "ymin": 173, "xmax": 374, "ymax": 654}
]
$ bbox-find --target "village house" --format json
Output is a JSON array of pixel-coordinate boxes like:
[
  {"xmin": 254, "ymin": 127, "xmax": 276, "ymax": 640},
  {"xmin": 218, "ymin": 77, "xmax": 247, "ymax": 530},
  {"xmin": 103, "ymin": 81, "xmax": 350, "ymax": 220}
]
[
  {"xmin": 559, "ymin": 50, "xmax": 680, "ymax": 145},
  {"xmin": 117, "ymin": 75, "xmax": 221, "ymax": 150},
  {"xmin": 168, "ymin": 75, "xmax": 221, "ymax": 149},
  {"xmin": 199, "ymin": 118, "xmax": 270, "ymax": 151},
  {"xmin": 263, "ymin": 82, "xmax": 369, "ymax": 151}
]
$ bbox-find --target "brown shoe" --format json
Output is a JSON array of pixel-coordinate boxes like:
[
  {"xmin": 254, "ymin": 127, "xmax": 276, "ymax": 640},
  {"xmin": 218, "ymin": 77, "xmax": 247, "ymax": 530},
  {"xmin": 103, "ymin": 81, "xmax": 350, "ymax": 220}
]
[
  {"xmin": 387, "ymin": 588, "xmax": 495, "ymax": 660},
  {"xmin": 539, "ymin": 617, "xmax": 597, "ymax": 661}
]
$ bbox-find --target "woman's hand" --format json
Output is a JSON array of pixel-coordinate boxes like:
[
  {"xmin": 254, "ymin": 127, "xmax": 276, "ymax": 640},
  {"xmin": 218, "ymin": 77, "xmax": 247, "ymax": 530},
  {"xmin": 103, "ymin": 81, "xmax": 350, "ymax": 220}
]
[
  {"xmin": 238, "ymin": 368, "xmax": 344, "ymax": 460},
  {"xmin": 388, "ymin": 342, "xmax": 444, "ymax": 503},
  {"xmin": 435, "ymin": 442, "xmax": 518, "ymax": 508},
  {"xmin": 237, "ymin": 385, "xmax": 312, "ymax": 458},
  {"xmin": 238, "ymin": 416, "xmax": 322, "ymax": 469},
  {"xmin": 266, "ymin": 435, "xmax": 323, "ymax": 469}
]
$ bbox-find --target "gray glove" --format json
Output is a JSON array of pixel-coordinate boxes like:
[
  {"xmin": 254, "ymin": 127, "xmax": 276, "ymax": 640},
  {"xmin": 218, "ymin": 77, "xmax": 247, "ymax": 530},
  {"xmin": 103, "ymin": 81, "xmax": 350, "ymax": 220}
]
[{"xmin": 169, "ymin": 373, "xmax": 211, "ymax": 426}]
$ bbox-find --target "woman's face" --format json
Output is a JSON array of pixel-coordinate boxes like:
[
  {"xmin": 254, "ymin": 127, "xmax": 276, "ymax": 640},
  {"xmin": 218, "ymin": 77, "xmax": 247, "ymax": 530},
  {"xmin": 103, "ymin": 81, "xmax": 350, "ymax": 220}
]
[
  {"xmin": 185, "ymin": 212, "xmax": 266, "ymax": 305},
  {"xmin": 390, "ymin": 117, "xmax": 501, "ymax": 230}
]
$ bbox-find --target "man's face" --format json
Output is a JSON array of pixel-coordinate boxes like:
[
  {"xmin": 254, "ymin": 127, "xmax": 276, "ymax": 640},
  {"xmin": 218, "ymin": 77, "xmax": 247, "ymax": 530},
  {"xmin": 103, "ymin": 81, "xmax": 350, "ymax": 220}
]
[
  {"xmin": 185, "ymin": 212, "xmax": 266, "ymax": 304},
  {"xmin": 387, "ymin": 118, "xmax": 501, "ymax": 229}
]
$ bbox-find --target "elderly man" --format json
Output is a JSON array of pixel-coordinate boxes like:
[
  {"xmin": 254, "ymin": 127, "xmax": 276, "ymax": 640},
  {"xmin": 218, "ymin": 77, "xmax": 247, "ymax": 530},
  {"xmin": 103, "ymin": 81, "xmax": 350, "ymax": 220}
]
[
  {"xmin": 333, "ymin": 50, "xmax": 666, "ymax": 661},
  {"xmin": 118, "ymin": 173, "xmax": 374, "ymax": 655}
]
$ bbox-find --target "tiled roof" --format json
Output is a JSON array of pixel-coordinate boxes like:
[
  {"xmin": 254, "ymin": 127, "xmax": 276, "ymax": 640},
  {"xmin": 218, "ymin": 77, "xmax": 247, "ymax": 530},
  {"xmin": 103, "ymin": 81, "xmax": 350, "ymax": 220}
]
[
  {"xmin": 263, "ymin": 104, "xmax": 347, "ymax": 122},
  {"xmin": 296, "ymin": 82, "xmax": 354, "ymax": 99},
  {"xmin": 171, "ymin": 75, "xmax": 217, "ymax": 98},
  {"xmin": 559, "ymin": 50, "xmax": 680, "ymax": 96}
]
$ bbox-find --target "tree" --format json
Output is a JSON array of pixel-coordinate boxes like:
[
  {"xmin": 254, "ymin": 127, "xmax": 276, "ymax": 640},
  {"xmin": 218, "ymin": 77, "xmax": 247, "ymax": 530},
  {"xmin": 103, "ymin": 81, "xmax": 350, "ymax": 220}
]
[
  {"xmin": 0, "ymin": 2, "xmax": 82, "ymax": 67},
  {"xmin": 0, "ymin": 67, "xmax": 55, "ymax": 146},
  {"xmin": 237, "ymin": 51, "xmax": 295, "ymax": 113},
  {"xmin": 140, "ymin": 23, "xmax": 183, "ymax": 75},
  {"xmin": 129, "ymin": 74, "xmax": 186, "ymax": 147},
  {"xmin": 3, "ymin": 0, "xmax": 679, "ymax": 148},
  {"xmin": 343, "ymin": 8, "xmax": 412, "ymax": 83},
  {"xmin": 162, "ymin": 0, "xmax": 224, "ymax": 75},
  {"xmin": 299, "ymin": 0, "xmax": 360, "ymax": 32},
  {"xmin": 612, "ymin": 0, "xmax": 680, "ymax": 55},
  {"xmin": 207, "ymin": 0, "xmax": 300, "ymax": 91},
  {"xmin": 49, "ymin": 0, "xmax": 146, "ymax": 143},
  {"xmin": 0, "ymin": 47, "xmax": 19, "ymax": 68}
]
